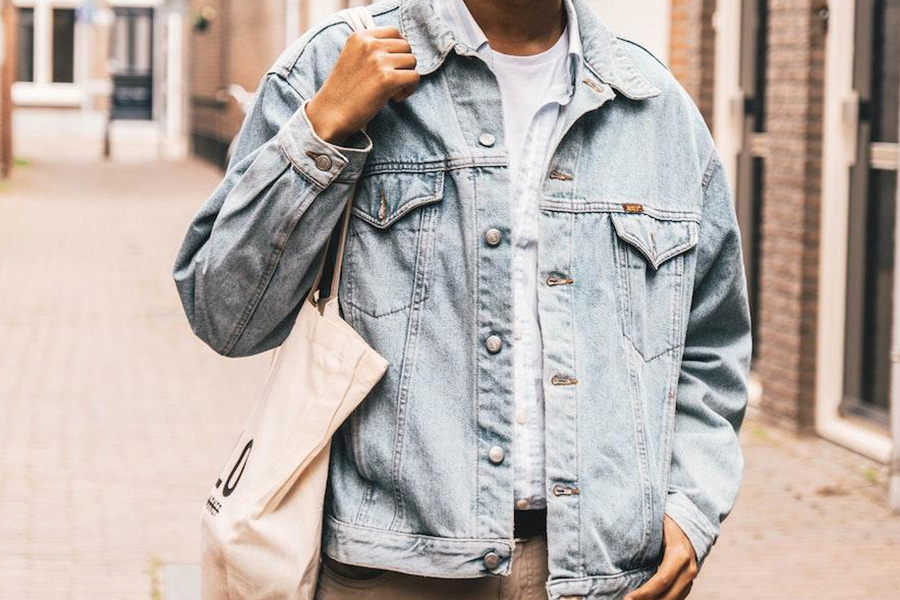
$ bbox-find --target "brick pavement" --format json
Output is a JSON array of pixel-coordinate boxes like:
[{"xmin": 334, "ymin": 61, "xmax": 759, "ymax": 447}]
[
  {"xmin": 0, "ymin": 133, "xmax": 270, "ymax": 600},
  {"xmin": 0, "ymin": 120, "xmax": 898, "ymax": 600}
]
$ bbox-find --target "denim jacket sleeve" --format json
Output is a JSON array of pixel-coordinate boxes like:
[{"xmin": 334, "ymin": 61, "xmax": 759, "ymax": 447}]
[
  {"xmin": 171, "ymin": 71, "xmax": 372, "ymax": 357},
  {"xmin": 663, "ymin": 149, "xmax": 752, "ymax": 569}
]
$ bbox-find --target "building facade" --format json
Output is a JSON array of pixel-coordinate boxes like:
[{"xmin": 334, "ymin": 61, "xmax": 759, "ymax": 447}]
[
  {"xmin": 183, "ymin": 0, "xmax": 900, "ymax": 508},
  {"xmin": 675, "ymin": 0, "xmax": 899, "ymax": 509},
  {"xmin": 11, "ymin": 0, "xmax": 189, "ymax": 158}
]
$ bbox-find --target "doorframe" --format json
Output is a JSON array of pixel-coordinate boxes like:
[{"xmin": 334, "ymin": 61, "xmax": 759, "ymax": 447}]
[
  {"xmin": 713, "ymin": 0, "xmax": 765, "ymax": 406},
  {"xmin": 816, "ymin": 0, "xmax": 893, "ymax": 463},
  {"xmin": 712, "ymin": 0, "xmax": 743, "ymax": 195}
]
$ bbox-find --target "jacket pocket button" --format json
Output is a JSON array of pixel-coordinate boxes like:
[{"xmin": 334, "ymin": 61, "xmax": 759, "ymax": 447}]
[
  {"xmin": 488, "ymin": 446, "xmax": 505, "ymax": 464},
  {"xmin": 314, "ymin": 154, "xmax": 333, "ymax": 171},
  {"xmin": 485, "ymin": 335, "xmax": 503, "ymax": 354}
]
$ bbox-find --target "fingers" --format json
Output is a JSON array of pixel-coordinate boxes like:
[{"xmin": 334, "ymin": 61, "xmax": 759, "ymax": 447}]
[
  {"xmin": 675, "ymin": 581, "xmax": 693, "ymax": 600},
  {"xmin": 380, "ymin": 52, "xmax": 417, "ymax": 70},
  {"xmin": 348, "ymin": 30, "xmax": 411, "ymax": 55},
  {"xmin": 389, "ymin": 69, "xmax": 420, "ymax": 89},
  {"xmin": 390, "ymin": 84, "xmax": 418, "ymax": 103},
  {"xmin": 625, "ymin": 563, "xmax": 680, "ymax": 600},
  {"xmin": 657, "ymin": 570, "xmax": 694, "ymax": 600},
  {"xmin": 374, "ymin": 37, "xmax": 413, "ymax": 54},
  {"xmin": 625, "ymin": 541, "xmax": 693, "ymax": 600}
]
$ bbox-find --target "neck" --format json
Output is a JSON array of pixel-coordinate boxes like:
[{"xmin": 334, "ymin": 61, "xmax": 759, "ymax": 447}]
[{"xmin": 462, "ymin": 0, "xmax": 566, "ymax": 56}]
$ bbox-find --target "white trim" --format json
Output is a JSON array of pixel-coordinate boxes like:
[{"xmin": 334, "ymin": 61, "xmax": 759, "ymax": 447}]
[
  {"xmin": 12, "ymin": 81, "xmax": 84, "ymax": 105},
  {"xmin": 818, "ymin": 418, "xmax": 892, "ymax": 464},
  {"xmin": 712, "ymin": 0, "xmax": 743, "ymax": 196},
  {"xmin": 33, "ymin": 1, "xmax": 50, "ymax": 84},
  {"xmin": 891, "ymin": 41, "xmax": 900, "ymax": 514},
  {"xmin": 815, "ymin": 0, "xmax": 892, "ymax": 464},
  {"xmin": 163, "ymin": 6, "xmax": 188, "ymax": 159},
  {"xmin": 285, "ymin": 0, "xmax": 300, "ymax": 46},
  {"xmin": 107, "ymin": 0, "xmax": 164, "ymax": 7}
]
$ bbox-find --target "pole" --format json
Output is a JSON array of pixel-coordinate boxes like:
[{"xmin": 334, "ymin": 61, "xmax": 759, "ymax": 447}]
[{"xmin": 891, "ymin": 77, "xmax": 900, "ymax": 513}]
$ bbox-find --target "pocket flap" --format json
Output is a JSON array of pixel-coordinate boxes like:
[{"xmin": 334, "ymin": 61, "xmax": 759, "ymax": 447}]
[
  {"xmin": 610, "ymin": 211, "xmax": 699, "ymax": 270},
  {"xmin": 351, "ymin": 170, "xmax": 445, "ymax": 229}
]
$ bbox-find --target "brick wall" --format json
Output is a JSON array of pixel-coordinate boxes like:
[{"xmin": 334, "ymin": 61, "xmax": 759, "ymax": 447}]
[
  {"xmin": 753, "ymin": 0, "xmax": 827, "ymax": 430},
  {"xmin": 669, "ymin": 0, "xmax": 827, "ymax": 431},
  {"xmin": 669, "ymin": 0, "xmax": 716, "ymax": 126},
  {"xmin": 188, "ymin": 0, "xmax": 287, "ymax": 166}
]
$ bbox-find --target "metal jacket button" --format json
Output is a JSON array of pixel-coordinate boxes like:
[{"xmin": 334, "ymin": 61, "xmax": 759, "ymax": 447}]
[
  {"xmin": 550, "ymin": 374, "xmax": 578, "ymax": 386},
  {"xmin": 488, "ymin": 446, "xmax": 505, "ymax": 464},
  {"xmin": 478, "ymin": 132, "xmax": 496, "ymax": 147},
  {"xmin": 485, "ymin": 228, "xmax": 502, "ymax": 246},
  {"xmin": 546, "ymin": 275, "xmax": 575, "ymax": 286},
  {"xmin": 314, "ymin": 154, "xmax": 333, "ymax": 171},
  {"xmin": 482, "ymin": 551, "xmax": 501, "ymax": 570},
  {"xmin": 552, "ymin": 483, "xmax": 580, "ymax": 496},
  {"xmin": 485, "ymin": 335, "xmax": 503, "ymax": 353}
]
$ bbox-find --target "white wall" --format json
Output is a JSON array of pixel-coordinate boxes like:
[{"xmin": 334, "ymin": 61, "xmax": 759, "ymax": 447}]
[
  {"xmin": 584, "ymin": 0, "xmax": 671, "ymax": 65},
  {"xmin": 308, "ymin": 0, "xmax": 345, "ymax": 28}
]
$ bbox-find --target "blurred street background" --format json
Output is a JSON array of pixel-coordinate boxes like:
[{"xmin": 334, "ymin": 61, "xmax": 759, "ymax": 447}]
[{"xmin": 0, "ymin": 0, "xmax": 898, "ymax": 599}]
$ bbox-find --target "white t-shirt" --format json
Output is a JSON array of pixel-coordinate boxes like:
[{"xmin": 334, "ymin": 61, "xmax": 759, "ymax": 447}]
[
  {"xmin": 491, "ymin": 30, "xmax": 571, "ymax": 187},
  {"xmin": 491, "ymin": 29, "xmax": 573, "ymax": 509}
]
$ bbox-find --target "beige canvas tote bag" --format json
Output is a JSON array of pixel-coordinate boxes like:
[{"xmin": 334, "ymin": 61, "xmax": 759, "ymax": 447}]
[{"xmin": 199, "ymin": 8, "xmax": 386, "ymax": 600}]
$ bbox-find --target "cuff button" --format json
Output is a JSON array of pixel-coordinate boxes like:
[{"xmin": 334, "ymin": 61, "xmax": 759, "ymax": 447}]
[{"xmin": 314, "ymin": 154, "xmax": 333, "ymax": 171}]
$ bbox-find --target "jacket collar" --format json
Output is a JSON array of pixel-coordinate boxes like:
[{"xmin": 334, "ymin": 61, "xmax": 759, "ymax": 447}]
[
  {"xmin": 398, "ymin": 0, "xmax": 661, "ymax": 100},
  {"xmin": 437, "ymin": 0, "xmax": 584, "ymax": 101}
]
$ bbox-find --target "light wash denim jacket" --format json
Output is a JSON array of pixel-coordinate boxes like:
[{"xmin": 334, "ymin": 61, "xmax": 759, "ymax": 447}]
[{"xmin": 172, "ymin": 0, "xmax": 752, "ymax": 598}]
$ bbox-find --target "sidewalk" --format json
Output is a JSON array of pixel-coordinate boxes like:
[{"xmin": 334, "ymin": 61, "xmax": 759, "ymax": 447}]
[
  {"xmin": 0, "ymin": 122, "xmax": 270, "ymax": 600},
  {"xmin": 0, "ymin": 117, "xmax": 898, "ymax": 599}
]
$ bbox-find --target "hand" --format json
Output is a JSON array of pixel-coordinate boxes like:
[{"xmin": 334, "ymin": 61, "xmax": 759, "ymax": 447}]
[
  {"xmin": 625, "ymin": 515, "xmax": 698, "ymax": 600},
  {"xmin": 306, "ymin": 26, "xmax": 420, "ymax": 145}
]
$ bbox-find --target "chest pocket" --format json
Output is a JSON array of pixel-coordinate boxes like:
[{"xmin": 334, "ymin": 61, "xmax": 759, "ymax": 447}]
[
  {"xmin": 341, "ymin": 169, "xmax": 445, "ymax": 319},
  {"xmin": 610, "ymin": 208, "xmax": 700, "ymax": 362}
]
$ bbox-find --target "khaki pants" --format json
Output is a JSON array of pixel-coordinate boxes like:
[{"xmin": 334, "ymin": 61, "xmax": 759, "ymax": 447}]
[{"xmin": 314, "ymin": 534, "xmax": 551, "ymax": 600}]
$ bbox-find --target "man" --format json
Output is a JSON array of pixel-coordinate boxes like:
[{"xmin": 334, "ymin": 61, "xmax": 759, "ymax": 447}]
[{"xmin": 172, "ymin": 0, "xmax": 752, "ymax": 598}]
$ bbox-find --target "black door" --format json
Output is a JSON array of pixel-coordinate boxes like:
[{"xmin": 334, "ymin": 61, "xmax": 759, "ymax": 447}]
[{"xmin": 109, "ymin": 7, "xmax": 154, "ymax": 120}]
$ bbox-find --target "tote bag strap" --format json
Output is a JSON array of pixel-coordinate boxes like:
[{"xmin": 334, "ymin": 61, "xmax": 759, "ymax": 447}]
[{"xmin": 307, "ymin": 5, "xmax": 377, "ymax": 315}]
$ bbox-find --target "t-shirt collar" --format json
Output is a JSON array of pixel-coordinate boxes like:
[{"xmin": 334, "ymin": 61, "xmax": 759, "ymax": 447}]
[{"xmin": 439, "ymin": 0, "xmax": 584, "ymax": 100}]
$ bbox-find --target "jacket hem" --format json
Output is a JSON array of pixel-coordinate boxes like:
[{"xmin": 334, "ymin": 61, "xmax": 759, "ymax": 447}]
[
  {"xmin": 321, "ymin": 512, "xmax": 515, "ymax": 578},
  {"xmin": 545, "ymin": 566, "xmax": 657, "ymax": 600}
]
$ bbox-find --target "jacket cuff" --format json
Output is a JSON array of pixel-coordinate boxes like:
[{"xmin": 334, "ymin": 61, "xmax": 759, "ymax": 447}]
[
  {"xmin": 664, "ymin": 491, "xmax": 718, "ymax": 570},
  {"xmin": 278, "ymin": 98, "xmax": 373, "ymax": 188}
]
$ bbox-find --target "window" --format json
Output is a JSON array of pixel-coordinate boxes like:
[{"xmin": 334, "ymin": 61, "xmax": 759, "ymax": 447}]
[
  {"xmin": 841, "ymin": 0, "xmax": 899, "ymax": 427},
  {"xmin": 16, "ymin": 7, "xmax": 35, "ymax": 83},
  {"xmin": 52, "ymin": 8, "xmax": 76, "ymax": 84}
]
